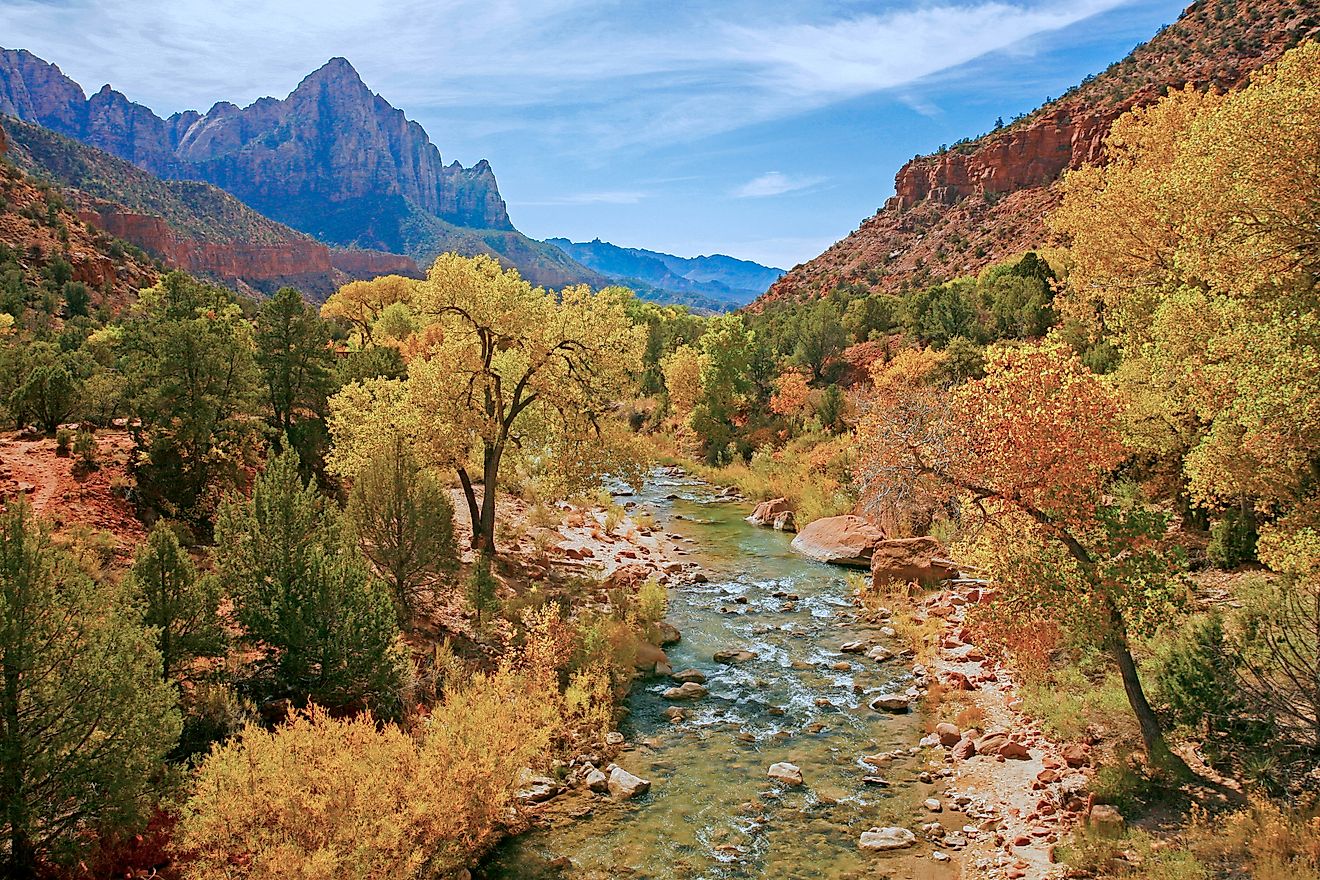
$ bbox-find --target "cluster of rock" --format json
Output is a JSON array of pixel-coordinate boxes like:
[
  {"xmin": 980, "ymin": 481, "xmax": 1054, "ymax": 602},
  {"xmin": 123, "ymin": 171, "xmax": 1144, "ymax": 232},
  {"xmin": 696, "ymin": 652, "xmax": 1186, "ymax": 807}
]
[
  {"xmin": 745, "ymin": 497, "xmax": 796, "ymax": 532},
  {"xmin": 785, "ymin": 514, "xmax": 962, "ymax": 592},
  {"xmin": 514, "ymin": 741, "xmax": 653, "ymax": 809}
]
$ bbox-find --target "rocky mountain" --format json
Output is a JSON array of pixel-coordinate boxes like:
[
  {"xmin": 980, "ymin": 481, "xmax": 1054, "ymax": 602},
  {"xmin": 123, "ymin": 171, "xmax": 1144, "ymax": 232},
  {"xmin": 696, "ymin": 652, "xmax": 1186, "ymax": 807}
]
[
  {"xmin": 759, "ymin": 0, "xmax": 1319, "ymax": 308},
  {"xmin": 547, "ymin": 238, "xmax": 783, "ymax": 311},
  {"xmin": 0, "ymin": 50, "xmax": 599, "ymax": 288},
  {"xmin": 2, "ymin": 116, "xmax": 419, "ymax": 299}
]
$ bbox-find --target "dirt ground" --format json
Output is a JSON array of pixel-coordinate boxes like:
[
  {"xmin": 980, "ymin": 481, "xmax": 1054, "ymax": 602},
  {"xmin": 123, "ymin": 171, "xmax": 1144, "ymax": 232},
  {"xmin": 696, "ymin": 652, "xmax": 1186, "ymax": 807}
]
[{"xmin": 0, "ymin": 428, "xmax": 146, "ymax": 562}]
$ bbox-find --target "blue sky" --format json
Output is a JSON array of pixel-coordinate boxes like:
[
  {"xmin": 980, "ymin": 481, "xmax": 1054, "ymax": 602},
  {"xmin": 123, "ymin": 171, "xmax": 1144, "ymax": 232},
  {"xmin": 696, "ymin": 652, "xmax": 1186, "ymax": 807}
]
[{"xmin": 3, "ymin": 0, "xmax": 1188, "ymax": 268}]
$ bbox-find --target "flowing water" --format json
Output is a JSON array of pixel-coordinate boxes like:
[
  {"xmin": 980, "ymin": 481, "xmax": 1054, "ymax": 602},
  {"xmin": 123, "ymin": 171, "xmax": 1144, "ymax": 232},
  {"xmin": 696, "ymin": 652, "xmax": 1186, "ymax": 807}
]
[{"xmin": 482, "ymin": 473, "xmax": 944, "ymax": 880}]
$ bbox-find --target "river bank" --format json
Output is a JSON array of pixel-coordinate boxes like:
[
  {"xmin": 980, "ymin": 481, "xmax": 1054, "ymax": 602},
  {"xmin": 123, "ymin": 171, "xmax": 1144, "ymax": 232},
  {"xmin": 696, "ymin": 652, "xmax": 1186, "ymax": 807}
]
[{"xmin": 467, "ymin": 472, "xmax": 1089, "ymax": 880}]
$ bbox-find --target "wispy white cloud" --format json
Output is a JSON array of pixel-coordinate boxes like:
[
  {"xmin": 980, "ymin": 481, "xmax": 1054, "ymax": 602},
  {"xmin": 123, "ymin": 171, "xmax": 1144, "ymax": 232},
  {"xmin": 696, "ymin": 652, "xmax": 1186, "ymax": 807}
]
[
  {"xmin": 0, "ymin": 0, "xmax": 1134, "ymax": 152},
  {"xmin": 517, "ymin": 190, "xmax": 649, "ymax": 206},
  {"xmin": 732, "ymin": 171, "xmax": 825, "ymax": 198}
]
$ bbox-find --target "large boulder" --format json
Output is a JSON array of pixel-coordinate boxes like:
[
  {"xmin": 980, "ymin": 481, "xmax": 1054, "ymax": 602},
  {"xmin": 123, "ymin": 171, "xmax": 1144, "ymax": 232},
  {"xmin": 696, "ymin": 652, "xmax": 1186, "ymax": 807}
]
[
  {"xmin": 870, "ymin": 536, "xmax": 960, "ymax": 589},
  {"xmin": 662, "ymin": 681, "xmax": 708, "ymax": 700},
  {"xmin": 789, "ymin": 515, "xmax": 885, "ymax": 567},
  {"xmin": 747, "ymin": 497, "xmax": 796, "ymax": 532},
  {"xmin": 767, "ymin": 762, "xmax": 804, "ymax": 786},
  {"xmin": 633, "ymin": 640, "xmax": 669, "ymax": 671}
]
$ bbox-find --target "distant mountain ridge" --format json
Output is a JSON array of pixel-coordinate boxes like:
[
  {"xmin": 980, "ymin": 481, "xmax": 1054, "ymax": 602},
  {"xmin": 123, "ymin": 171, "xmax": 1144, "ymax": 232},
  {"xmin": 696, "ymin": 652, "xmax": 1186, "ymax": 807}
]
[
  {"xmin": 759, "ymin": 0, "xmax": 1318, "ymax": 308},
  {"xmin": 0, "ymin": 49, "xmax": 602, "ymax": 289},
  {"xmin": 547, "ymin": 238, "xmax": 783, "ymax": 311}
]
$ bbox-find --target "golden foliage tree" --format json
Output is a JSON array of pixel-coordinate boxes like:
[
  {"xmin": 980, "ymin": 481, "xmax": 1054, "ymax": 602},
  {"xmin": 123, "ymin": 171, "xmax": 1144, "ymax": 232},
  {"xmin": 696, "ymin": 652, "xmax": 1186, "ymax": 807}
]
[
  {"xmin": 857, "ymin": 343, "xmax": 1186, "ymax": 766},
  {"xmin": 1052, "ymin": 42, "xmax": 1320, "ymax": 577},
  {"xmin": 328, "ymin": 255, "xmax": 645, "ymax": 555},
  {"xmin": 320, "ymin": 275, "xmax": 417, "ymax": 347}
]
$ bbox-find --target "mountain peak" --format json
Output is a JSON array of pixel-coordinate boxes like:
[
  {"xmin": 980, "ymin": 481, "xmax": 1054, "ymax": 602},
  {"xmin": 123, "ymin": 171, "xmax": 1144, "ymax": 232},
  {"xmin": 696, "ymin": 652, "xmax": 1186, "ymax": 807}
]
[{"xmin": 296, "ymin": 56, "xmax": 366, "ymax": 92}]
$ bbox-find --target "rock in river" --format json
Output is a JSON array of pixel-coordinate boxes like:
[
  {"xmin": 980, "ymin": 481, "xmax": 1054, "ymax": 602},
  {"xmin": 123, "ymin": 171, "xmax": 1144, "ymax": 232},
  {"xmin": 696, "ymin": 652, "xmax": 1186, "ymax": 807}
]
[
  {"xmin": 869, "ymin": 694, "xmax": 911, "ymax": 713},
  {"xmin": 714, "ymin": 649, "xmax": 757, "ymax": 663},
  {"xmin": 767, "ymin": 762, "xmax": 804, "ymax": 786},
  {"xmin": 607, "ymin": 765, "xmax": 652, "ymax": 799},
  {"xmin": 671, "ymin": 667, "xmax": 707, "ymax": 684},
  {"xmin": 858, "ymin": 826, "xmax": 917, "ymax": 852},
  {"xmin": 662, "ymin": 681, "xmax": 709, "ymax": 701},
  {"xmin": 789, "ymin": 515, "xmax": 885, "ymax": 567}
]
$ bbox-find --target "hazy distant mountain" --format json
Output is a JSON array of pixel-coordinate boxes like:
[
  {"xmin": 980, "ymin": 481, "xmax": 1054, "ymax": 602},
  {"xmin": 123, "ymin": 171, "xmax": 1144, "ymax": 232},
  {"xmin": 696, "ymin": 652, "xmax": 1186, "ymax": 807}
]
[
  {"xmin": 546, "ymin": 238, "xmax": 783, "ymax": 310},
  {"xmin": 0, "ymin": 49, "xmax": 603, "ymax": 289}
]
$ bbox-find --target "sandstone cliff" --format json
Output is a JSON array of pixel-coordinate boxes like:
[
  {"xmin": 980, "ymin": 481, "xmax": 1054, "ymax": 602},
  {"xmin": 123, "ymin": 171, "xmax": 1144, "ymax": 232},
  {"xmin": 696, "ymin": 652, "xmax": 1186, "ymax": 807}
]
[{"xmin": 759, "ymin": 0, "xmax": 1319, "ymax": 307}]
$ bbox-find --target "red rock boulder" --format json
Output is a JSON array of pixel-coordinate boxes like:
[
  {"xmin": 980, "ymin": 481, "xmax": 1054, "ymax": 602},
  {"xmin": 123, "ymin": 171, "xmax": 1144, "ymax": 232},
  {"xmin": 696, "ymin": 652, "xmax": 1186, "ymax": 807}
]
[
  {"xmin": 789, "ymin": 515, "xmax": 885, "ymax": 567},
  {"xmin": 870, "ymin": 536, "xmax": 960, "ymax": 589}
]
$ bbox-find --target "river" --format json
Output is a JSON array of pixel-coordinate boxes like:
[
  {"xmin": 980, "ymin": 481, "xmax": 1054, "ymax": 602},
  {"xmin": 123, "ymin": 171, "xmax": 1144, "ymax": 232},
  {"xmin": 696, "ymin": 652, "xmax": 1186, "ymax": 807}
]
[{"xmin": 482, "ymin": 472, "xmax": 951, "ymax": 879}]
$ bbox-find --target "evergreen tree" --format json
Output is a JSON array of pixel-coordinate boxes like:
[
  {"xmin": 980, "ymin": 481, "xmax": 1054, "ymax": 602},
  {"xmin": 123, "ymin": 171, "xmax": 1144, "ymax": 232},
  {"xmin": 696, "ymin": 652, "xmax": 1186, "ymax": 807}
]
[
  {"xmin": 214, "ymin": 449, "xmax": 406, "ymax": 717},
  {"xmin": 0, "ymin": 500, "xmax": 180, "ymax": 877},
  {"xmin": 346, "ymin": 438, "xmax": 458, "ymax": 624},
  {"xmin": 254, "ymin": 287, "xmax": 336, "ymax": 468},
  {"xmin": 125, "ymin": 523, "xmax": 227, "ymax": 684}
]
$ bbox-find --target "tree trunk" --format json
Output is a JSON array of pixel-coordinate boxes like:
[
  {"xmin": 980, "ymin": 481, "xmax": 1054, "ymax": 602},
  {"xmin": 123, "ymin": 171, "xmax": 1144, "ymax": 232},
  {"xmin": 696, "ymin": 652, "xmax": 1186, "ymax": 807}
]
[
  {"xmin": 1108, "ymin": 625, "xmax": 1189, "ymax": 775},
  {"xmin": 477, "ymin": 441, "xmax": 502, "ymax": 554},
  {"xmin": 456, "ymin": 468, "xmax": 481, "ymax": 550}
]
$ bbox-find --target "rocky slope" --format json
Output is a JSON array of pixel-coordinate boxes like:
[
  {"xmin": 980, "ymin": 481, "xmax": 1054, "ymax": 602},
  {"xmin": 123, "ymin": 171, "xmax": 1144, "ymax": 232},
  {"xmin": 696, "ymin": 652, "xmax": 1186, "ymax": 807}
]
[
  {"xmin": 548, "ymin": 237, "xmax": 783, "ymax": 311},
  {"xmin": 0, "ymin": 123, "xmax": 159, "ymax": 311},
  {"xmin": 759, "ymin": 0, "xmax": 1319, "ymax": 307},
  {"xmin": 0, "ymin": 50, "xmax": 598, "ymax": 288},
  {"xmin": 2, "ymin": 116, "xmax": 417, "ymax": 299}
]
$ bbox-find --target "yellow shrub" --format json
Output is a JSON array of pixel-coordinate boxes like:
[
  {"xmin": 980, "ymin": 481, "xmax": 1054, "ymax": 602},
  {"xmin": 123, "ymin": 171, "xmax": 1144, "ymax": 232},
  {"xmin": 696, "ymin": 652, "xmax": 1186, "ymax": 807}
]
[{"xmin": 179, "ymin": 663, "xmax": 559, "ymax": 880}]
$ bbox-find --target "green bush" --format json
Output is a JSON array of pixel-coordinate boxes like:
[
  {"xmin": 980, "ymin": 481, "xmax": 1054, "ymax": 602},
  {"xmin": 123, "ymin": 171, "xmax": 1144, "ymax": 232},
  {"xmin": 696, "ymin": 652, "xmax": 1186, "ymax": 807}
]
[{"xmin": 1207, "ymin": 506, "xmax": 1258, "ymax": 567}]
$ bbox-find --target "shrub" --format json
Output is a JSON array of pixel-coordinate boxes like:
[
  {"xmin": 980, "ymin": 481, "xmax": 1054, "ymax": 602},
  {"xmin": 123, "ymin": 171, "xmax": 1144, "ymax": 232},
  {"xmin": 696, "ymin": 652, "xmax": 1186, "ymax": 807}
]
[
  {"xmin": 1207, "ymin": 506, "xmax": 1258, "ymax": 568},
  {"xmin": 466, "ymin": 555, "xmax": 500, "ymax": 624},
  {"xmin": 71, "ymin": 428, "xmax": 98, "ymax": 471},
  {"xmin": 179, "ymin": 666, "xmax": 559, "ymax": 879},
  {"xmin": 55, "ymin": 426, "xmax": 73, "ymax": 455}
]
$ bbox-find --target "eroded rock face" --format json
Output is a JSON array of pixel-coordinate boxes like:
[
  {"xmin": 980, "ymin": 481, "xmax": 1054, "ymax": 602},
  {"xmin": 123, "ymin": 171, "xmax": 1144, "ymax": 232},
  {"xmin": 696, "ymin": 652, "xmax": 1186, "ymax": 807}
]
[
  {"xmin": 870, "ymin": 537, "xmax": 960, "ymax": 589},
  {"xmin": 746, "ymin": 498, "xmax": 796, "ymax": 532},
  {"xmin": 790, "ymin": 515, "xmax": 885, "ymax": 567}
]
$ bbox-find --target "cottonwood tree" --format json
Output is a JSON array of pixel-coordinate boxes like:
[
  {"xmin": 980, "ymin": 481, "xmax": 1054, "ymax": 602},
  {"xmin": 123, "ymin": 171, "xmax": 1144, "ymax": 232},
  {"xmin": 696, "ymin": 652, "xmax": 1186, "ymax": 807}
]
[
  {"xmin": 214, "ymin": 449, "xmax": 406, "ymax": 717},
  {"xmin": 125, "ymin": 522, "xmax": 227, "ymax": 684},
  {"xmin": 319, "ymin": 274, "xmax": 417, "ymax": 347},
  {"xmin": 346, "ymin": 437, "xmax": 458, "ymax": 624},
  {"xmin": 0, "ymin": 500, "xmax": 180, "ymax": 877},
  {"xmin": 857, "ymin": 343, "xmax": 1188, "ymax": 769},
  {"xmin": 1053, "ymin": 44, "xmax": 1320, "ymax": 578},
  {"xmin": 329, "ymin": 254, "xmax": 644, "ymax": 556}
]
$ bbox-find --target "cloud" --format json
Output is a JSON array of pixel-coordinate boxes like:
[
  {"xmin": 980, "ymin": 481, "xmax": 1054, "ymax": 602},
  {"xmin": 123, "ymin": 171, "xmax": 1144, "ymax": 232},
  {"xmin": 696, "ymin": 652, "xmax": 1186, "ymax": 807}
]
[
  {"xmin": 0, "ymin": 0, "xmax": 1134, "ymax": 155},
  {"xmin": 732, "ymin": 172, "xmax": 825, "ymax": 198},
  {"xmin": 516, "ymin": 190, "xmax": 649, "ymax": 206}
]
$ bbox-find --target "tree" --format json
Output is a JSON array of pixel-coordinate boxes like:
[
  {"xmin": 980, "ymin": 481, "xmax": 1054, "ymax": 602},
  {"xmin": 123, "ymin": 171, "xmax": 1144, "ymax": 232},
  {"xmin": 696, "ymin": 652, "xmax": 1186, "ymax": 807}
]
[
  {"xmin": 770, "ymin": 370, "xmax": 811, "ymax": 420},
  {"xmin": 119, "ymin": 272, "xmax": 262, "ymax": 529},
  {"xmin": 661, "ymin": 344, "xmax": 705, "ymax": 424},
  {"xmin": 1053, "ymin": 44, "xmax": 1320, "ymax": 582},
  {"xmin": 0, "ymin": 500, "xmax": 180, "ymax": 876},
  {"xmin": 319, "ymin": 275, "xmax": 416, "ymax": 347},
  {"xmin": 857, "ymin": 343, "xmax": 1188, "ymax": 768},
  {"xmin": 214, "ymin": 449, "xmax": 407, "ymax": 716},
  {"xmin": 6, "ymin": 342, "xmax": 88, "ymax": 433},
  {"xmin": 329, "ymin": 255, "xmax": 645, "ymax": 555},
  {"xmin": 125, "ymin": 523, "xmax": 226, "ymax": 684},
  {"xmin": 790, "ymin": 298, "xmax": 848, "ymax": 381},
  {"xmin": 345, "ymin": 438, "xmax": 458, "ymax": 624},
  {"xmin": 254, "ymin": 287, "xmax": 335, "ymax": 460}
]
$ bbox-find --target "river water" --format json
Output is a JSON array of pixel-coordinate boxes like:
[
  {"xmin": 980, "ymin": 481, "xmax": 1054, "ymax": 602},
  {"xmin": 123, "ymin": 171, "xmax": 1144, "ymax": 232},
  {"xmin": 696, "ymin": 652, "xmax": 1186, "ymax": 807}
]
[{"xmin": 482, "ymin": 473, "xmax": 946, "ymax": 880}]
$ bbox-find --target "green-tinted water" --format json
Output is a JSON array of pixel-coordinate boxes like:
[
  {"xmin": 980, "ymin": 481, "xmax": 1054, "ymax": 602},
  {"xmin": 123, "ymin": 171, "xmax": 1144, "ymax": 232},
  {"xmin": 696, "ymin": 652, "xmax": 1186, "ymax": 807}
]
[{"xmin": 482, "ymin": 473, "xmax": 940, "ymax": 879}]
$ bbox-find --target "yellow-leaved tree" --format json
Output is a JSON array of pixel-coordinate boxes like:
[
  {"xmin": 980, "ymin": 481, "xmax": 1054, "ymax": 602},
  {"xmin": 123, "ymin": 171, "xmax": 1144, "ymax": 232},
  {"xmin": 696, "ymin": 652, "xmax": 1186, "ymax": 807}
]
[
  {"xmin": 1052, "ymin": 41, "xmax": 1320, "ymax": 578},
  {"xmin": 320, "ymin": 274, "xmax": 418, "ymax": 347},
  {"xmin": 328, "ymin": 255, "xmax": 645, "ymax": 555}
]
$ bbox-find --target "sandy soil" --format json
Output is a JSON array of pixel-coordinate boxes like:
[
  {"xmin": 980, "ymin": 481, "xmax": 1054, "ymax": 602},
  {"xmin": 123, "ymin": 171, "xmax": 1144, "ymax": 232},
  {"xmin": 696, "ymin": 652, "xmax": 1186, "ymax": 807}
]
[{"xmin": 0, "ymin": 428, "xmax": 146, "ymax": 562}]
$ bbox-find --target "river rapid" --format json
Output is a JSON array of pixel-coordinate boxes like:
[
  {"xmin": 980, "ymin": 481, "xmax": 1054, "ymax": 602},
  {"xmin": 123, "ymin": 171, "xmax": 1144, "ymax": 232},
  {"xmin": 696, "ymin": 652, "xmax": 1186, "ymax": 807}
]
[{"xmin": 482, "ymin": 472, "xmax": 953, "ymax": 880}]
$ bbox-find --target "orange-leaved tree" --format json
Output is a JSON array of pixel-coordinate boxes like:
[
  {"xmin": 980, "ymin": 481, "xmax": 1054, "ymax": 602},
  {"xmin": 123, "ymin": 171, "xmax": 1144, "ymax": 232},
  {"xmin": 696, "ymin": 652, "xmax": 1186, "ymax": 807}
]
[{"xmin": 857, "ymin": 342, "xmax": 1188, "ymax": 767}]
